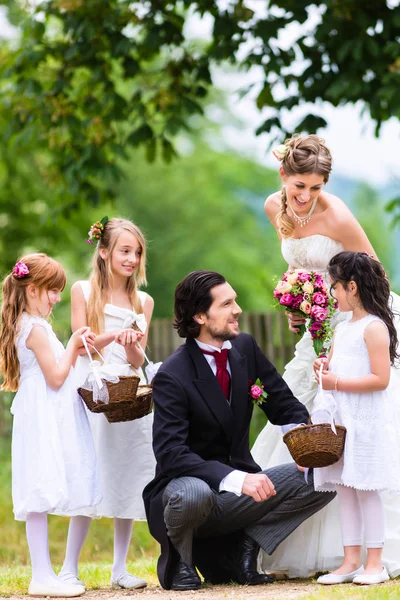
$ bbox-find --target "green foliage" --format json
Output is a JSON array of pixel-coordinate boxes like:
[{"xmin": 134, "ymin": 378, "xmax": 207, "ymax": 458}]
[
  {"xmin": 385, "ymin": 192, "xmax": 400, "ymax": 230},
  {"xmin": 353, "ymin": 182, "xmax": 397, "ymax": 282},
  {"xmin": 1, "ymin": 0, "xmax": 398, "ymax": 206},
  {"xmin": 118, "ymin": 142, "xmax": 282, "ymax": 317},
  {"xmin": 0, "ymin": 137, "xmax": 283, "ymax": 436}
]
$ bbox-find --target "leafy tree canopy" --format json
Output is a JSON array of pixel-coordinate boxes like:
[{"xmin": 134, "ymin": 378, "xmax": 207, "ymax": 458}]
[{"xmin": 1, "ymin": 0, "xmax": 399, "ymax": 206}]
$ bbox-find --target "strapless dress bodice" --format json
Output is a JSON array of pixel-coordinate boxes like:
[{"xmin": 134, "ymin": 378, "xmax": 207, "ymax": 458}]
[{"xmin": 281, "ymin": 234, "xmax": 344, "ymax": 280}]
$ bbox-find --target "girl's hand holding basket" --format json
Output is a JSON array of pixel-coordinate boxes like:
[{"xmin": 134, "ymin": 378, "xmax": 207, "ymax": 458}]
[
  {"xmin": 70, "ymin": 327, "xmax": 96, "ymax": 355},
  {"xmin": 115, "ymin": 328, "xmax": 144, "ymax": 347},
  {"xmin": 315, "ymin": 365, "xmax": 339, "ymax": 392},
  {"xmin": 313, "ymin": 356, "xmax": 328, "ymax": 375}
]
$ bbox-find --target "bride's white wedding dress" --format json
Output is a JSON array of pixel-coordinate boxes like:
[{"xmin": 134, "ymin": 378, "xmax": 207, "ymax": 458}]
[{"xmin": 251, "ymin": 234, "xmax": 400, "ymax": 578}]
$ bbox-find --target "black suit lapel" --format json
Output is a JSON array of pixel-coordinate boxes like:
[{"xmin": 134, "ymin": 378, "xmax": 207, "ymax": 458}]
[{"xmin": 186, "ymin": 339, "xmax": 233, "ymax": 441}]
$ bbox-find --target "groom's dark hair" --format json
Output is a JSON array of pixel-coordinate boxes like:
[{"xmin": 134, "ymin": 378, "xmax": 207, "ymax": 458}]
[{"xmin": 174, "ymin": 271, "xmax": 226, "ymax": 338}]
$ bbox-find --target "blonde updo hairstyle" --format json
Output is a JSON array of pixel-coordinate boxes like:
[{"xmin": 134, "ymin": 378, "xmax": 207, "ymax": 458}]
[
  {"xmin": 87, "ymin": 218, "xmax": 147, "ymax": 335},
  {"xmin": 276, "ymin": 135, "xmax": 332, "ymax": 238},
  {"xmin": 0, "ymin": 253, "xmax": 66, "ymax": 391}
]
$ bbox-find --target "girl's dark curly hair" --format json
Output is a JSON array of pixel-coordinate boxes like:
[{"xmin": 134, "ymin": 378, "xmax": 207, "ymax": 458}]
[
  {"xmin": 174, "ymin": 271, "xmax": 226, "ymax": 338},
  {"xmin": 328, "ymin": 251, "xmax": 399, "ymax": 364}
]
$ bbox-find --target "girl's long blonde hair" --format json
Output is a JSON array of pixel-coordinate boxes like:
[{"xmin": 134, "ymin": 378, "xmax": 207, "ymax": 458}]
[
  {"xmin": 0, "ymin": 253, "xmax": 66, "ymax": 391},
  {"xmin": 276, "ymin": 135, "xmax": 332, "ymax": 238},
  {"xmin": 87, "ymin": 218, "xmax": 147, "ymax": 335}
]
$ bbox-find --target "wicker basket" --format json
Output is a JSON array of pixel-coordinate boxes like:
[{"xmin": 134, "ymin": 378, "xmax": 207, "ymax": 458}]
[
  {"xmin": 283, "ymin": 423, "xmax": 346, "ymax": 468},
  {"xmin": 78, "ymin": 376, "xmax": 153, "ymax": 423}
]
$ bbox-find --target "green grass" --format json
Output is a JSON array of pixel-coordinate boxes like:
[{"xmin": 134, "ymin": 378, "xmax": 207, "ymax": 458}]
[
  {"xmin": 304, "ymin": 582, "xmax": 400, "ymax": 599},
  {"xmin": 2, "ymin": 567, "xmax": 400, "ymax": 598},
  {"xmin": 0, "ymin": 558, "xmax": 158, "ymax": 596}
]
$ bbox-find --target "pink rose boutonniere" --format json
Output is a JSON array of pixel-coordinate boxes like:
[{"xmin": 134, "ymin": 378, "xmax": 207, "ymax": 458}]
[{"xmin": 249, "ymin": 378, "xmax": 268, "ymax": 407}]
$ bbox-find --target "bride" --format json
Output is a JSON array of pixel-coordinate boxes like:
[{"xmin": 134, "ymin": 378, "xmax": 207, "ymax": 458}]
[{"xmin": 251, "ymin": 134, "xmax": 400, "ymax": 578}]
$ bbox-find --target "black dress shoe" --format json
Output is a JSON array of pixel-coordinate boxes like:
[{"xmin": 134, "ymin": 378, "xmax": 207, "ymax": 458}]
[
  {"xmin": 171, "ymin": 559, "xmax": 202, "ymax": 590},
  {"xmin": 236, "ymin": 535, "xmax": 275, "ymax": 585}
]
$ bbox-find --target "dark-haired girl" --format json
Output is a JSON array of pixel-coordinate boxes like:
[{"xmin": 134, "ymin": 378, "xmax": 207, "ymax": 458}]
[{"xmin": 314, "ymin": 251, "xmax": 400, "ymax": 586}]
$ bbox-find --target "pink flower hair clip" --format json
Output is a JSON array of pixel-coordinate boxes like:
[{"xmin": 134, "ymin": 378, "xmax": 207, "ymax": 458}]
[
  {"xmin": 86, "ymin": 215, "xmax": 109, "ymax": 244},
  {"xmin": 13, "ymin": 261, "xmax": 30, "ymax": 278}
]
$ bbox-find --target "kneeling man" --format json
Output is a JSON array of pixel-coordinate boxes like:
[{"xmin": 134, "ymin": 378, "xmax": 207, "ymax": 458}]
[{"xmin": 143, "ymin": 271, "xmax": 335, "ymax": 590}]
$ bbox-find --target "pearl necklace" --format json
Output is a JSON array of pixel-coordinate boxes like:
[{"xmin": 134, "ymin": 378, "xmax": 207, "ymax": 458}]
[{"xmin": 288, "ymin": 197, "xmax": 318, "ymax": 228}]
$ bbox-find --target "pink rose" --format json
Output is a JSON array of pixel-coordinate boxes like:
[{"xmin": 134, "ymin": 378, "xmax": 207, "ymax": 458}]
[
  {"xmin": 13, "ymin": 261, "xmax": 29, "ymax": 278},
  {"xmin": 313, "ymin": 275, "xmax": 326, "ymax": 290},
  {"xmin": 291, "ymin": 295, "xmax": 303, "ymax": 309},
  {"xmin": 250, "ymin": 385, "xmax": 263, "ymax": 399},
  {"xmin": 310, "ymin": 305, "xmax": 328, "ymax": 322},
  {"xmin": 298, "ymin": 272, "xmax": 311, "ymax": 282},
  {"xmin": 312, "ymin": 292, "xmax": 327, "ymax": 306},
  {"xmin": 280, "ymin": 293, "xmax": 294, "ymax": 307}
]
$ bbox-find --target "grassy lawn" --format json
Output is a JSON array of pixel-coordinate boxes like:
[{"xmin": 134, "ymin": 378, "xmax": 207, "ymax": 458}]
[
  {"xmin": 0, "ymin": 559, "xmax": 158, "ymax": 596},
  {"xmin": 304, "ymin": 582, "xmax": 400, "ymax": 599}
]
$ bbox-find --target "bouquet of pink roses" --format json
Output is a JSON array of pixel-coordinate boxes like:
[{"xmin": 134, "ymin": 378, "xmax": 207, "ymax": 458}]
[{"xmin": 273, "ymin": 269, "xmax": 337, "ymax": 357}]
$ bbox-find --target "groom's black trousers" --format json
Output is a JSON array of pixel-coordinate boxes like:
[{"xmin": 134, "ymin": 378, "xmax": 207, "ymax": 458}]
[{"xmin": 162, "ymin": 463, "xmax": 335, "ymax": 566}]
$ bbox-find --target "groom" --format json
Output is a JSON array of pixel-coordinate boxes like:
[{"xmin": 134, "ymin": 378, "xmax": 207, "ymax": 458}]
[{"xmin": 143, "ymin": 271, "xmax": 335, "ymax": 590}]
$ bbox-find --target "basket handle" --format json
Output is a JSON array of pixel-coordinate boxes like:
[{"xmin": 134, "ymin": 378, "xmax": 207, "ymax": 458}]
[
  {"xmin": 81, "ymin": 334, "xmax": 105, "ymax": 365},
  {"xmin": 318, "ymin": 362, "xmax": 324, "ymax": 391},
  {"xmin": 135, "ymin": 341, "xmax": 151, "ymax": 364},
  {"xmin": 314, "ymin": 362, "xmax": 337, "ymax": 435}
]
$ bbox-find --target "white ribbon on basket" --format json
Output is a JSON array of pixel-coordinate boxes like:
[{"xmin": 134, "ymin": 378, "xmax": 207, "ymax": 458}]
[
  {"xmin": 136, "ymin": 344, "xmax": 162, "ymax": 384},
  {"xmin": 79, "ymin": 335, "xmax": 119, "ymax": 404},
  {"xmin": 311, "ymin": 363, "xmax": 338, "ymax": 434}
]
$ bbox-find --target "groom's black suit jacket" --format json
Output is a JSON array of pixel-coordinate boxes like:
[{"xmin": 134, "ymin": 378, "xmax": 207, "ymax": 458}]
[{"xmin": 143, "ymin": 333, "xmax": 308, "ymax": 588}]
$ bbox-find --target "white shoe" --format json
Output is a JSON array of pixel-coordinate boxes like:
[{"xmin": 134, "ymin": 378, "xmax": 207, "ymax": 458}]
[
  {"xmin": 58, "ymin": 572, "xmax": 86, "ymax": 587},
  {"xmin": 317, "ymin": 566, "xmax": 364, "ymax": 584},
  {"xmin": 353, "ymin": 566, "xmax": 390, "ymax": 585},
  {"xmin": 110, "ymin": 572, "xmax": 148, "ymax": 589},
  {"xmin": 28, "ymin": 581, "xmax": 85, "ymax": 597}
]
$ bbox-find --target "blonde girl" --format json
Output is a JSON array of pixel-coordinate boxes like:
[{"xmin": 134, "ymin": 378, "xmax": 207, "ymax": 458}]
[
  {"xmin": 0, "ymin": 253, "xmax": 101, "ymax": 598},
  {"xmin": 60, "ymin": 218, "xmax": 156, "ymax": 590}
]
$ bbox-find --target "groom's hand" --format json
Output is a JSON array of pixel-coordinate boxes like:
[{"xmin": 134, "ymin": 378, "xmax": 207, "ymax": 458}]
[{"xmin": 242, "ymin": 474, "xmax": 276, "ymax": 502}]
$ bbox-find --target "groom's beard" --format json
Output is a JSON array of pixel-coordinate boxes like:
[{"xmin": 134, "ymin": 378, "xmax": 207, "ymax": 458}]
[{"xmin": 204, "ymin": 322, "xmax": 240, "ymax": 342}]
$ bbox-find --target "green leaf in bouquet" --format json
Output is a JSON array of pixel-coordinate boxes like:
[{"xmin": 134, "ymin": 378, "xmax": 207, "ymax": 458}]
[
  {"xmin": 298, "ymin": 323, "xmax": 306, "ymax": 336},
  {"xmin": 313, "ymin": 338, "xmax": 325, "ymax": 357}
]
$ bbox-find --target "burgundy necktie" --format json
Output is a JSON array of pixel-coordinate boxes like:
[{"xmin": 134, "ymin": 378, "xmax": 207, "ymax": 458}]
[{"xmin": 201, "ymin": 348, "xmax": 231, "ymax": 401}]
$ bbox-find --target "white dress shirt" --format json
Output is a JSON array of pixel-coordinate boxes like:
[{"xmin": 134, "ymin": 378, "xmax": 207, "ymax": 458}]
[{"xmin": 195, "ymin": 339, "xmax": 247, "ymax": 496}]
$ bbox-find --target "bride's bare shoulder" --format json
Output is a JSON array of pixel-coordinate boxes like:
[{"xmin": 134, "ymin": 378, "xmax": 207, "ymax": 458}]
[
  {"xmin": 264, "ymin": 191, "xmax": 281, "ymax": 221},
  {"xmin": 321, "ymin": 192, "xmax": 353, "ymax": 222}
]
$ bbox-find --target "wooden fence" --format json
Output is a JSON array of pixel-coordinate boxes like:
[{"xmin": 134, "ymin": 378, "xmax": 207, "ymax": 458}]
[
  {"xmin": 147, "ymin": 310, "xmax": 297, "ymax": 374},
  {"xmin": 0, "ymin": 311, "xmax": 297, "ymax": 438}
]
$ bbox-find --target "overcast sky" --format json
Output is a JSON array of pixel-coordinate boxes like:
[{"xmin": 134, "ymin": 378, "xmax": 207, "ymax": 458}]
[
  {"xmin": 188, "ymin": 3, "xmax": 400, "ymax": 187},
  {"xmin": 1, "ymin": 4, "xmax": 399, "ymax": 187}
]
